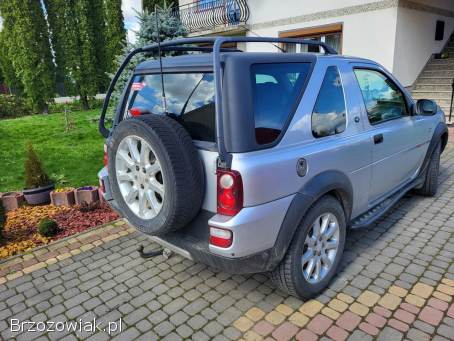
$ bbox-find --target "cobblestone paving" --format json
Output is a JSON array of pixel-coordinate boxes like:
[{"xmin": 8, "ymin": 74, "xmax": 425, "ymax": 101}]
[{"xmin": 0, "ymin": 145, "xmax": 454, "ymax": 341}]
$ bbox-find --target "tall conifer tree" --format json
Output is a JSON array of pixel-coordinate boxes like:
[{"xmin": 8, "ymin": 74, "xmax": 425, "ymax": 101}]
[
  {"xmin": 43, "ymin": 0, "xmax": 68, "ymax": 95},
  {"xmin": 104, "ymin": 0, "xmax": 126, "ymax": 73},
  {"xmin": 0, "ymin": 0, "xmax": 55, "ymax": 112},
  {"xmin": 44, "ymin": 0, "xmax": 110, "ymax": 108}
]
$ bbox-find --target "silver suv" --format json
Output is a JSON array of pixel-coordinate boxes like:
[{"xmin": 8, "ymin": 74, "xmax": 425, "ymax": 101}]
[{"xmin": 98, "ymin": 37, "xmax": 449, "ymax": 299}]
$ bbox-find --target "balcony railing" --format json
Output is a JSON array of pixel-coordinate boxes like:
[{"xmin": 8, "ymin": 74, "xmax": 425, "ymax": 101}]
[{"xmin": 174, "ymin": 0, "xmax": 250, "ymax": 34}]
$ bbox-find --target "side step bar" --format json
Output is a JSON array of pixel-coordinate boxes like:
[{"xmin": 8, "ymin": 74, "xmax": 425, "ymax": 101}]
[{"xmin": 350, "ymin": 179, "xmax": 419, "ymax": 229}]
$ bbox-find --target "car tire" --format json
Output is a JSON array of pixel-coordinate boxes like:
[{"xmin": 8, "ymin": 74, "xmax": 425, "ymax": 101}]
[
  {"xmin": 416, "ymin": 142, "xmax": 440, "ymax": 197},
  {"xmin": 271, "ymin": 195, "xmax": 346, "ymax": 299},
  {"xmin": 108, "ymin": 115, "xmax": 205, "ymax": 235}
]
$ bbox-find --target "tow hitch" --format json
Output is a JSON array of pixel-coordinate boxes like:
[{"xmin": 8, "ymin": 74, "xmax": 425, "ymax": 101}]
[{"xmin": 137, "ymin": 245, "xmax": 173, "ymax": 259}]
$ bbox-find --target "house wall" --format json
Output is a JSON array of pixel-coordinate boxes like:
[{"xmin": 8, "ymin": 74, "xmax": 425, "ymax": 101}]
[
  {"xmin": 393, "ymin": 0, "xmax": 454, "ymax": 86},
  {"xmin": 244, "ymin": 1, "xmax": 399, "ymax": 74},
  {"xmin": 176, "ymin": 0, "xmax": 454, "ymax": 86}
]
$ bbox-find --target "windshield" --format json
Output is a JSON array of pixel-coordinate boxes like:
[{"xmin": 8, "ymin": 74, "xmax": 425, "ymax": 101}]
[{"xmin": 124, "ymin": 73, "xmax": 216, "ymax": 142}]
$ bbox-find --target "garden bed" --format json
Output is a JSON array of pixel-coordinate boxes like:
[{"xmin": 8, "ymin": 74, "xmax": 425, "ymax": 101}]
[{"xmin": 0, "ymin": 203, "xmax": 118, "ymax": 259}]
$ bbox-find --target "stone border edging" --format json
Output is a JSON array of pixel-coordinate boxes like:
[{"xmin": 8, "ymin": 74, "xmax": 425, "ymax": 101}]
[
  {"xmin": 0, "ymin": 219, "xmax": 125, "ymax": 266},
  {"xmin": 0, "ymin": 219, "xmax": 135, "ymax": 283}
]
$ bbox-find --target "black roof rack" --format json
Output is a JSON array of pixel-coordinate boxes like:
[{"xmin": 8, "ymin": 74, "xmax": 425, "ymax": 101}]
[{"xmin": 99, "ymin": 36, "xmax": 337, "ymax": 167}]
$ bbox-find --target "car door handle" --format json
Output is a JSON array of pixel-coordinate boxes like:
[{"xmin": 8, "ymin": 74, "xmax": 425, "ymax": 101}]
[{"xmin": 373, "ymin": 134, "xmax": 384, "ymax": 144}]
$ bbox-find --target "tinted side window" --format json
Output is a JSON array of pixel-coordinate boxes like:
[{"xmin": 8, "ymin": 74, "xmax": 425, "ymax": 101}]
[
  {"xmin": 251, "ymin": 63, "xmax": 311, "ymax": 145},
  {"xmin": 312, "ymin": 66, "xmax": 346, "ymax": 138},
  {"xmin": 354, "ymin": 69, "xmax": 408, "ymax": 125}
]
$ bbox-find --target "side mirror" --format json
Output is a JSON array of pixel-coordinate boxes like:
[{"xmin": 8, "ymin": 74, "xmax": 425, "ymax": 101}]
[{"xmin": 416, "ymin": 99, "xmax": 437, "ymax": 116}]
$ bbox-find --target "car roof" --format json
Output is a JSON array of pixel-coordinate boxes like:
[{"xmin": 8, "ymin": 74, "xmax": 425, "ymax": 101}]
[{"xmin": 134, "ymin": 52, "xmax": 377, "ymax": 73}]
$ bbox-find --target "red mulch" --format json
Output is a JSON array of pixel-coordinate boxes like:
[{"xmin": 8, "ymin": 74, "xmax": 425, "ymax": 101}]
[{"xmin": 52, "ymin": 204, "xmax": 119, "ymax": 239}]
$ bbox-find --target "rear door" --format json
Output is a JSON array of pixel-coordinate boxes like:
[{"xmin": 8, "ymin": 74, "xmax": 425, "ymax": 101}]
[
  {"xmin": 352, "ymin": 65, "xmax": 429, "ymax": 204},
  {"xmin": 123, "ymin": 71, "xmax": 219, "ymax": 212}
]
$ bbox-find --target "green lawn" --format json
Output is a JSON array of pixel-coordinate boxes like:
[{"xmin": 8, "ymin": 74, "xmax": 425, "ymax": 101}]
[{"xmin": 0, "ymin": 110, "xmax": 104, "ymax": 192}]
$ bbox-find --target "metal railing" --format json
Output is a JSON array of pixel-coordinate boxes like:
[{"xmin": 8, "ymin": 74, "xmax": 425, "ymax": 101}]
[{"xmin": 173, "ymin": 0, "xmax": 250, "ymax": 33}]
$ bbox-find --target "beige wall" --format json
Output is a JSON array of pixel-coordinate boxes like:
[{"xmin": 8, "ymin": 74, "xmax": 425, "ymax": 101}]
[
  {"xmin": 244, "ymin": 2, "xmax": 399, "ymax": 74},
  {"xmin": 247, "ymin": 0, "xmax": 381, "ymax": 24},
  {"xmin": 393, "ymin": 2, "xmax": 454, "ymax": 86},
  {"xmin": 176, "ymin": 0, "xmax": 454, "ymax": 86}
]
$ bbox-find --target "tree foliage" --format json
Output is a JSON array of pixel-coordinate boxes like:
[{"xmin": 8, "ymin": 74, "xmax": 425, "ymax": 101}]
[
  {"xmin": 142, "ymin": 0, "xmax": 177, "ymax": 13},
  {"xmin": 43, "ymin": 0, "xmax": 110, "ymax": 108},
  {"xmin": 1, "ymin": 0, "xmax": 122, "ymax": 110},
  {"xmin": 0, "ymin": 31, "xmax": 22, "ymax": 95},
  {"xmin": 104, "ymin": 0, "xmax": 126, "ymax": 73},
  {"xmin": 43, "ymin": 0, "xmax": 68, "ymax": 95},
  {"xmin": 0, "ymin": 0, "xmax": 55, "ymax": 112}
]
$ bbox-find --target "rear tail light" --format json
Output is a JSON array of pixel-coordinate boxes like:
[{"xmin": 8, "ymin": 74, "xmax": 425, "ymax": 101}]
[
  {"xmin": 103, "ymin": 144, "xmax": 108, "ymax": 166},
  {"xmin": 217, "ymin": 169, "xmax": 243, "ymax": 216},
  {"xmin": 129, "ymin": 107, "xmax": 142, "ymax": 117},
  {"xmin": 209, "ymin": 227, "xmax": 232, "ymax": 248}
]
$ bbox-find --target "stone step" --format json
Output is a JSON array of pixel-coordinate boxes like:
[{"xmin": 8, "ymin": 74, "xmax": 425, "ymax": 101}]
[
  {"xmin": 429, "ymin": 57, "xmax": 454, "ymax": 63},
  {"xmin": 412, "ymin": 90, "xmax": 451, "ymax": 99},
  {"xmin": 416, "ymin": 77, "xmax": 454, "ymax": 85},
  {"xmin": 425, "ymin": 63, "xmax": 454, "ymax": 71},
  {"xmin": 421, "ymin": 70, "xmax": 454, "ymax": 78},
  {"xmin": 413, "ymin": 84, "xmax": 452, "ymax": 91},
  {"xmin": 439, "ymin": 106, "xmax": 453, "ymax": 114},
  {"xmin": 412, "ymin": 97, "xmax": 452, "ymax": 107}
]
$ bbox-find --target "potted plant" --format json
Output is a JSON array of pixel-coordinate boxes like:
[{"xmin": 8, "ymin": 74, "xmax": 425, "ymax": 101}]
[
  {"xmin": 75, "ymin": 186, "xmax": 99, "ymax": 205},
  {"xmin": 50, "ymin": 187, "xmax": 75, "ymax": 206},
  {"xmin": 22, "ymin": 143, "xmax": 55, "ymax": 205},
  {"xmin": 1, "ymin": 192, "xmax": 25, "ymax": 211}
]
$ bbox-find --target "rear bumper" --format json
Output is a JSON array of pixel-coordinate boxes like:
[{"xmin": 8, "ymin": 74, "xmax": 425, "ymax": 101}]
[
  {"xmin": 98, "ymin": 167, "xmax": 292, "ymax": 274},
  {"xmin": 152, "ymin": 210, "xmax": 275, "ymax": 274}
]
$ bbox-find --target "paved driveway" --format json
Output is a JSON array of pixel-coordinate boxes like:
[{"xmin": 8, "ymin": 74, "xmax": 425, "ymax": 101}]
[{"xmin": 1, "ymin": 145, "xmax": 454, "ymax": 341}]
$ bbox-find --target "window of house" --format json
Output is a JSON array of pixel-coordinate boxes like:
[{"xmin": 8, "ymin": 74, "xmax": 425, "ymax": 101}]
[
  {"xmin": 312, "ymin": 66, "xmax": 346, "ymax": 138},
  {"xmin": 251, "ymin": 63, "xmax": 311, "ymax": 144},
  {"xmin": 354, "ymin": 69, "xmax": 408, "ymax": 125},
  {"xmin": 281, "ymin": 24, "xmax": 342, "ymax": 54}
]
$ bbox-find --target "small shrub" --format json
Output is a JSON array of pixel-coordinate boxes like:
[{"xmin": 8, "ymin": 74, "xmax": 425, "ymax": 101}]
[
  {"xmin": 0, "ymin": 95, "xmax": 33, "ymax": 119},
  {"xmin": 38, "ymin": 218, "xmax": 59, "ymax": 237},
  {"xmin": 24, "ymin": 143, "xmax": 53, "ymax": 189}
]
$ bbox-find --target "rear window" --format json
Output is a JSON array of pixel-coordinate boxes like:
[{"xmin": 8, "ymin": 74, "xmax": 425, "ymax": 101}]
[
  {"xmin": 125, "ymin": 73, "xmax": 215, "ymax": 142},
  {"xmin": 251, "ymin": 63, "xmax": 311, "ymax": 144}
]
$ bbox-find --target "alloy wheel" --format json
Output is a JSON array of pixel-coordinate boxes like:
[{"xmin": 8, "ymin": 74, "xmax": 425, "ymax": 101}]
[
  {"xmin": 115, "ymin": 135, "xmax": 164, "ymax": 219},
  {"xmin": 301, "ymin": 213, "xmax": 340, "ymax": 283}
]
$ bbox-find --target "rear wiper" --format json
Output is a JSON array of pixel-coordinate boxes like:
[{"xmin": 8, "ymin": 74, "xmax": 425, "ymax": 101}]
[{"xmin": 179, "ymin": 77, "xmax": 204, "ymax": 116}]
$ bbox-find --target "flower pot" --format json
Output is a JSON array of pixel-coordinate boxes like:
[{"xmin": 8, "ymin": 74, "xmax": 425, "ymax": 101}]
[
  {"xmin": 75, "ymin": 186, "xmax": 99, "ymax": 205},
  {"xmin": 1, "ymin": 192, "xmax": 25, "ymax": 211},
  {"xmin": 50, "ymin": 190, "xmax": 75, "ymax": 206},
  {"xmin": 23, "ymin": 184, "xmax": 55, "ymax": 205}
]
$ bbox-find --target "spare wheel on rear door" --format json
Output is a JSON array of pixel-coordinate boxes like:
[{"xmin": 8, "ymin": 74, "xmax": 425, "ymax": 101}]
[{"xmin": 108, "ymin": 114, "xmax": 205, "ymax": 235}]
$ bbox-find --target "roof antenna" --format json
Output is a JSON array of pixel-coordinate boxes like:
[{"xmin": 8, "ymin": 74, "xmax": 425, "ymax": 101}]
[{"xmin": 155, "ymin": 5, "xmax": 167, "ymax": 113}]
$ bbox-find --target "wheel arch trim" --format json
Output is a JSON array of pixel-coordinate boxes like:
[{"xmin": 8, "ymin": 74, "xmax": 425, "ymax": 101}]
[
  {"xmin": 265, "ymin": 170, "xmax": 353, "ymax": 271},
  {"xmin": 418, "ymin": 121, "xmax": 448, "ymax": 179}
]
